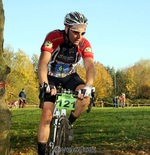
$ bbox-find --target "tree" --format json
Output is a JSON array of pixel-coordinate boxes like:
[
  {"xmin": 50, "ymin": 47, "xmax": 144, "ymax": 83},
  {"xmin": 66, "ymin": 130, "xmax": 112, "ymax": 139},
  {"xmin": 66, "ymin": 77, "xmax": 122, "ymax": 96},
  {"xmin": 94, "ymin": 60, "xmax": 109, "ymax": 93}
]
[
  {"xmin": 105, "ymin": 66, "xmax": 116, "ymax": 95},
  {"xmin": 124, "ymin": 59, "xmax": 150, "ymax": 99},
  {"xmin": 94, "ymin": 62, "xmax": 113, "ymax": 100},
  {"xmin": 125, "ymin": 67, "xmax": 136, "ymax": 98},
  {"xmin": 32, "ymin": 53, "xmax": 39, "ymax": 73},
  {"xmin": 77, "ymin": 61, "xmax": 113, "ymax": 102},
  {"xmin": 115, "ymin": 70, "xmax": 127, "ymax": 96},
  {"xmin": 4, "ymin": 48, "xmax": 39, "ymax": 104},
  {"xmin": 0, "ymin": 0, "xmax": 11, "ymax": 154}
]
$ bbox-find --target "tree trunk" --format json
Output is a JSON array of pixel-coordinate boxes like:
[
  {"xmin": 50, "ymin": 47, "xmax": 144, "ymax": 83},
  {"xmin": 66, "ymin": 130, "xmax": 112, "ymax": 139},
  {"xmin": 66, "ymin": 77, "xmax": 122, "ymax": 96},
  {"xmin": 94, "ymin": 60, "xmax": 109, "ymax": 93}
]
[{"xmin": 0, "ymin": 0, "xmax": 11, "ymax": 155}]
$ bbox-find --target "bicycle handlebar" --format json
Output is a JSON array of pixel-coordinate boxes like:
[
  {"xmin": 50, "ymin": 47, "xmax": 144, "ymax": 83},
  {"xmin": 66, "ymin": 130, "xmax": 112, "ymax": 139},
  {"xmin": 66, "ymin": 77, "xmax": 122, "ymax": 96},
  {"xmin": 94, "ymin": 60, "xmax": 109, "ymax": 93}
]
[
  {"xmin": 57, "ymin": 89, "xmax": 79, "ymax": 99},
  {"xmin": 39, "ymin": 82, "xmax": 78, "ymax": 108},
  {"xmin": 39, "ymin": 82, "xmax": 94, "ymax": 109}
]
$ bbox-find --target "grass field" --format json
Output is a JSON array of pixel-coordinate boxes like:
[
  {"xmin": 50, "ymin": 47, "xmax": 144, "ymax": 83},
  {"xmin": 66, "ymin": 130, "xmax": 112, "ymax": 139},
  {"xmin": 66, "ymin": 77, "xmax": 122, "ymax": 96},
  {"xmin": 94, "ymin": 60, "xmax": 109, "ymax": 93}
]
[{"xmin": 9, "ymin": 107, "xmax": 150, "ymax": 155}]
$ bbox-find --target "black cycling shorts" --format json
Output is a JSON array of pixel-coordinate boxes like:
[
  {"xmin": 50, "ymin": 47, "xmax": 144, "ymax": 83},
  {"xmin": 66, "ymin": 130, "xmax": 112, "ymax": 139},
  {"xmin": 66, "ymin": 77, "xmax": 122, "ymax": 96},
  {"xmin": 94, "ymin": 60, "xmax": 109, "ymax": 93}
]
[{"xmin": 44, "ymin": 73, "xmax": 85, "ymax": 103}]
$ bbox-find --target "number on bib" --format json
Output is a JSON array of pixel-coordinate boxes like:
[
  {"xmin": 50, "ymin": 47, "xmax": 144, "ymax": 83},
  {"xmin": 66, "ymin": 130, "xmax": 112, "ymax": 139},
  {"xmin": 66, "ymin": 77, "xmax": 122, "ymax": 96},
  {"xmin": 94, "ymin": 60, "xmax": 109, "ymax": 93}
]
[{"xmin": 56, "ymin": 93, "xmax": 76, "ymax": 110}]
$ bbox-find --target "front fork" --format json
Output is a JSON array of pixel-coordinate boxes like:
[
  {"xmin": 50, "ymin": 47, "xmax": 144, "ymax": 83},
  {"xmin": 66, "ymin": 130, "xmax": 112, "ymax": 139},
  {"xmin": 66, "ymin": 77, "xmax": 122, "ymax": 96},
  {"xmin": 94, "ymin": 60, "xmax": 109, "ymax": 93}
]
[
  {"xmin": 49, "ymin": 109, "xmax": 60, "ymax": 149},
  {"xmin": 49, "ymin": 108, "xmax": 67, "ymax": 152}
]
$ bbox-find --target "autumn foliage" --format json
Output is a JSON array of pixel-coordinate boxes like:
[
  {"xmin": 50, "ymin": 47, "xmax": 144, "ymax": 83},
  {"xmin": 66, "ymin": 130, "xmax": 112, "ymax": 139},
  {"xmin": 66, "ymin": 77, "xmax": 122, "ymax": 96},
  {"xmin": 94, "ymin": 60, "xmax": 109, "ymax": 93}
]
[
  {"xmin": 3, "ymin": 46, "xmax": 150, "ymax": 105},
  {"xmin": 3, "ymin": 47, "xmax": 39, "ymax": 105}
]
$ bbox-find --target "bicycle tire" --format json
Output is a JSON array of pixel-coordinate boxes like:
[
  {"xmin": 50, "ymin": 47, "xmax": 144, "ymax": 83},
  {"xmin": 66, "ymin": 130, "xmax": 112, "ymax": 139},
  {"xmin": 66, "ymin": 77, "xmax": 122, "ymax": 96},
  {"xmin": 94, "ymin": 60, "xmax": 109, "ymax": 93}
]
[
  {"xmin": 55, "ymin": 117, "xmax": 70, "ymax": 155},
  {"xmin": 47, "ymin": 117, "xmax": 56, "ymax": 155}
]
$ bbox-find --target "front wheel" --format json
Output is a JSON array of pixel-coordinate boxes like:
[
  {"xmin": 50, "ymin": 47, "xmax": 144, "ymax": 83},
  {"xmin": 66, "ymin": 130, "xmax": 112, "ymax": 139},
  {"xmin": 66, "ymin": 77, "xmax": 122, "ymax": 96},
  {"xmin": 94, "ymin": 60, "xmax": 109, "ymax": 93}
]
[
  {"xmin": 47, "ymin": 117, "xmax": 56, "ymax": 155},
  {"xmin": 55, "ymin": 117, "xmax": 70, "ymax": 155}
]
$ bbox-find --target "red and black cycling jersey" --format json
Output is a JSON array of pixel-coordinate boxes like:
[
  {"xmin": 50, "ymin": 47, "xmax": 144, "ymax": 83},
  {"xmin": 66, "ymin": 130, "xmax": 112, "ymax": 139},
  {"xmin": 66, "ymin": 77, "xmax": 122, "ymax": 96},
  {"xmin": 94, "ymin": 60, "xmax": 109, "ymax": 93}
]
[{"xmin": 41, "ymin": 29, "xmax": 94, "ymax": 77}]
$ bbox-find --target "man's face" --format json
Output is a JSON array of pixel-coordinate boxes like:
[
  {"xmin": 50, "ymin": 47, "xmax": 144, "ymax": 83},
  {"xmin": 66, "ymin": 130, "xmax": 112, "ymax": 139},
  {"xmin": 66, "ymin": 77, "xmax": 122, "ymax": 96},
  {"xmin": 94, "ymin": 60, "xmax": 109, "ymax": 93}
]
[{"xmin": 69, "ymin": 28, "xmax": 86, "ymax": 46}]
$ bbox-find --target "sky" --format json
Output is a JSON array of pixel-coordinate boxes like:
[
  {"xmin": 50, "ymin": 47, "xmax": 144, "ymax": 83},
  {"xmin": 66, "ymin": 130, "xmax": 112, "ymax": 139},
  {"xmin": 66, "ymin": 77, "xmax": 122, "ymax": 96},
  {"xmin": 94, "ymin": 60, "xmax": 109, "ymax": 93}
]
[{"xmin": 3, "ymin": 0, "xmax": 150, "ymax": 70}]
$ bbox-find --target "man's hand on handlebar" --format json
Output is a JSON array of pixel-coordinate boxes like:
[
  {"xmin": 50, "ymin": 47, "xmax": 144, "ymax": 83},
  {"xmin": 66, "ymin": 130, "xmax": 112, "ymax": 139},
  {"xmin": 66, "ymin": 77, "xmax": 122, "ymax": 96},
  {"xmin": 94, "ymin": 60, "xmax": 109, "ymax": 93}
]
[
  {"xmin": 39, "ymin": 82, "xmax": 57, "ymax": 108},
  {"xmin": 45, "ymin": 84, "xmax": 57, "ymax": 96},
  {"xmin": 40, "ymin": 82, "xmax": 56, "ymax": 96}
]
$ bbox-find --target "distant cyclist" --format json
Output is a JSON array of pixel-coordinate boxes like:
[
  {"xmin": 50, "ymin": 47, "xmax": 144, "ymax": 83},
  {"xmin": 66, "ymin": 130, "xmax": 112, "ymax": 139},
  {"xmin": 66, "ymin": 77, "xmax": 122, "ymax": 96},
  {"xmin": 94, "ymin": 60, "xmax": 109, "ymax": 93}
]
[
  {"xmin": 37, "ymin": 11, "xmax": 95, "ymax": 155},
  {"xmin": 19, "ymin": 88, "xmax": 26, "ymax": 108}
]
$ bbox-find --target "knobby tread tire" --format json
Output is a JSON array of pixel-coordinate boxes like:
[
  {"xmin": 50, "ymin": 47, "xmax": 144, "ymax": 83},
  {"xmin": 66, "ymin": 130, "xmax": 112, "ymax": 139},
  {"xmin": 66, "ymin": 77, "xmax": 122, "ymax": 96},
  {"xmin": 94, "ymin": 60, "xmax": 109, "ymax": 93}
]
[
  {"xmin": 47, "ymin": 117, "xmax": 55, "ymax": 155},
  {"xmin": 55, "ymin": 117, "xmax": 70, "ymax": 155}
]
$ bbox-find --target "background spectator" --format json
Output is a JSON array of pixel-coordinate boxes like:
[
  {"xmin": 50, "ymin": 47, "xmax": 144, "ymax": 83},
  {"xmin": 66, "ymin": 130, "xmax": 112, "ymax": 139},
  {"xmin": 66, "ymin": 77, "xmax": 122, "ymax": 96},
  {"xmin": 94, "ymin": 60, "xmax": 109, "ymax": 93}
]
[
  {"xmin": 121, "ymin": 93, "xmax": 126, "ymax": 108},
  {"xmin": 19, "ymin": 88, "xmax": 26, "ymax": 108}
]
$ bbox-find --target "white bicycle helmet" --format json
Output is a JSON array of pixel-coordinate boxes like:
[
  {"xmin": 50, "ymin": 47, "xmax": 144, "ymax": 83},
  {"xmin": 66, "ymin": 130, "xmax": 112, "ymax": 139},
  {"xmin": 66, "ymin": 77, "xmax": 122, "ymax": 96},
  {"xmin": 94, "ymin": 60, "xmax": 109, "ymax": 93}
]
[{"xmin": 64, "ymin": 12, "xmax": 88, "ymax": 28}]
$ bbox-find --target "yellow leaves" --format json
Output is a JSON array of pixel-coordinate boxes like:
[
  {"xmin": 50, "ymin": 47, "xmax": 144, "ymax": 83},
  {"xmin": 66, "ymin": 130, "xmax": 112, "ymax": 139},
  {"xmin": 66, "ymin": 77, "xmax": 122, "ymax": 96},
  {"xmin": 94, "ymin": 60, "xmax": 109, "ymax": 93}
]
[
  {"xmin": 77, "ymin": 61, "xmax": 113, "ymax": 100},
  {"xmin": 125, "ymin": 59, "xmax": 150, "ymax": 98},
  {"xmin": 4, "ymin": 47, "xmax": 39, "ymax": 104},
  {"xmin": 94, "ymin": 62, "xmax": 113, "ymax": 99}
]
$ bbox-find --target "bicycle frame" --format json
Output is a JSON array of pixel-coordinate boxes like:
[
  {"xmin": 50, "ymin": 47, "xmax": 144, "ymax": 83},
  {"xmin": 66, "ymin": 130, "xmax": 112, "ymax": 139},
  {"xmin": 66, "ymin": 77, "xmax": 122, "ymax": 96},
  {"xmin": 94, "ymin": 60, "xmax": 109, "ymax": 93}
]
[
  {"xmin": 48, "ymin": 92, "xmax": 76, "ymax": 155},
  {"xmin": 50, "ymin": 107, "xmax": 67, "ymax": 146}
]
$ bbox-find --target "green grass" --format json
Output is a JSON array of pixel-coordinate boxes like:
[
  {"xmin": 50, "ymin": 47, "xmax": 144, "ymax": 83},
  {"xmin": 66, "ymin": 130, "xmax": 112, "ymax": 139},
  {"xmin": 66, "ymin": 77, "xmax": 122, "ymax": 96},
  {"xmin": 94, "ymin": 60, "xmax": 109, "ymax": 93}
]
[{"xmin": 10, "ymin": 107, "xmax": 150, "ymax": 155}]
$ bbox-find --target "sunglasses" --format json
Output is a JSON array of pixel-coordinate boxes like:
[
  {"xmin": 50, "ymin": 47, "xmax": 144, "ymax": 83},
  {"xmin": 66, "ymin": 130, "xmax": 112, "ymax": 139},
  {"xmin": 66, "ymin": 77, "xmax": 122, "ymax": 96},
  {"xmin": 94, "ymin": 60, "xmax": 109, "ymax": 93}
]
[{"xmin": 70, "ymin": 29, "xmax": 86, "ymax": 36}]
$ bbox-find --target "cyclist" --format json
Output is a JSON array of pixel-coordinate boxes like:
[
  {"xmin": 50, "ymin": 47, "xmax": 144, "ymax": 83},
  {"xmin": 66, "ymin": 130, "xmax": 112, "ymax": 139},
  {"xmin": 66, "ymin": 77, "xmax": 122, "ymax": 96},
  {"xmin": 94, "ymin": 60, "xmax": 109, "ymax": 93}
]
[{"xmin": 37, "ymin": 11, "xmax": 95, "ymax": 155}]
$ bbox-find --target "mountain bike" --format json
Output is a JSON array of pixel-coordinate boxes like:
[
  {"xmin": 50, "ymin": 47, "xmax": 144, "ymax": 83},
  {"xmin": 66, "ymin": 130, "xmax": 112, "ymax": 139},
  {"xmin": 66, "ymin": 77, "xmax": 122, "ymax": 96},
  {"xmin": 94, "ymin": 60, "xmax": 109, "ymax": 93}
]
[
  {"xmin": 48, "ymin": 89, "xmax": 78, "ymax": 155},
  {"xmin": 39, "ymin": 83, "xmax": 93, "ymax": 155}
]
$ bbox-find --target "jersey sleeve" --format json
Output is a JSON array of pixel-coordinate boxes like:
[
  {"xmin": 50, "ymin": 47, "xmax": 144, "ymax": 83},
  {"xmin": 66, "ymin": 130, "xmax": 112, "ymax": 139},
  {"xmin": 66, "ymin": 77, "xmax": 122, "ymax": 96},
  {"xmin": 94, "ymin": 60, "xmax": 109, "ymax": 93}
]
[
  {"xmin": 80, "ymin": 38, "xmax": 94, "ymax": 59},
  {"xmin": 40, "ymin": 30, "xmax": 63, "ymax": 53}
]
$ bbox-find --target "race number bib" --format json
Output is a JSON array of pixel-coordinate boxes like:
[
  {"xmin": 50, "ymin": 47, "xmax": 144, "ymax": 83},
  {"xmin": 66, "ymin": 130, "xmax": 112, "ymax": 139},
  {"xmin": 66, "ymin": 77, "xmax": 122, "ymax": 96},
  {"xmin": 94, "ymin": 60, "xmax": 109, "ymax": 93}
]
[{"xmin": 56, "ymin": 93, "xmax": 76, "ymax": 110}]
